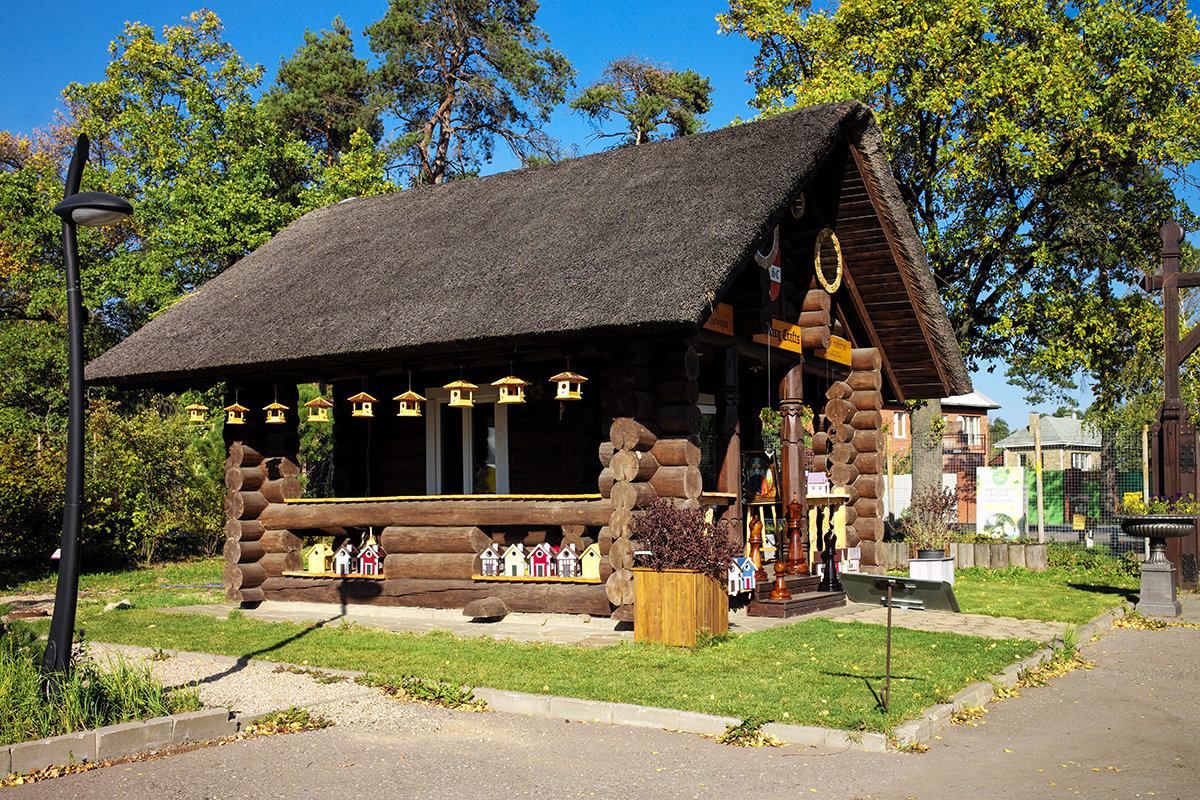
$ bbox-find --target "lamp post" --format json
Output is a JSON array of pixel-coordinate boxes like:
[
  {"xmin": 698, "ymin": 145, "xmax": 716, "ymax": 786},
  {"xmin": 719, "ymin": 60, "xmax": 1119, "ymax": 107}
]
[{"xmin": 41, "ymin": 134, "xmax": 132, "ymax": 684}]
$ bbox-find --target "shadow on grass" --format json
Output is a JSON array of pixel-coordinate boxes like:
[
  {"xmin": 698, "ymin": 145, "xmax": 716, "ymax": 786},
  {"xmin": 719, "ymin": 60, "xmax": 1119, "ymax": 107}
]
[
  {"xmin": 1067, "ymin": 583, "xmax": 1138, "ymax": 602},
  {"xmin": 821, "ymin": 670, "xmax": 928, "ymax": 712}
]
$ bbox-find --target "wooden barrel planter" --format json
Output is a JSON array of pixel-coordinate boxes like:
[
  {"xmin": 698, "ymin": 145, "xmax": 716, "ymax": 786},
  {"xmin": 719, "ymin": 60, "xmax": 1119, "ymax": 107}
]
[{"xmin": 633, "ymin": 568, "xmax": 728, "ymax": 646}]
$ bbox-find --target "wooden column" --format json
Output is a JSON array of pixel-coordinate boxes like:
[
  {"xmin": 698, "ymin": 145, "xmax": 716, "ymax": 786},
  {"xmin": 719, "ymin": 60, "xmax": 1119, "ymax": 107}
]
[
  {"xmin": 779, "ymin": 362, "xmax": 806, "ymax": 574},
  {"xmin": 715, "ymin": 344, "xmax": 743, "ymax": 542}
]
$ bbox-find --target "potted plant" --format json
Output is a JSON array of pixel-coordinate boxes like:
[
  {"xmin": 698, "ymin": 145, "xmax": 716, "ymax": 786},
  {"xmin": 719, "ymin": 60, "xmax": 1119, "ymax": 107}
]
[
  {"xmin": 630, "ymin": 498, "xmax": 739, "ymax": 646},
  {"xmin": 901, "ymin": 485, "xmax": 958, "ymax": 559},
  {"xmin": 1117, "ymin": 493, "xmax": 1200, "ymax": 539}
]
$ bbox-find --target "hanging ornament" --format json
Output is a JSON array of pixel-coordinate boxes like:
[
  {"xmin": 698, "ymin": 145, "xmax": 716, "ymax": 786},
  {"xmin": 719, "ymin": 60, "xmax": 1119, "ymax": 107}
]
[
  {"xmin": 347, "ymin": 392, "xmax": 377, "ymax": 418},
  {"xmin": 393, "ymin": 390, "xmax": 426, "ymax": 417},
  {"xmin": 754, "ymin": 225, "xmax": 782, "ymax": 301},
  {"xmin": 444, "ymin": 379, "xmax": 477, "ymax": 408},
  {"xmin": 492, "ymin": 374, "xmax": 530, "ymax": 405},
  {"xmin": 550, "ymin": 370, "xmax": 587, "ymax": 401},
  {"xmin": 814, "ymin": 227, "xmax": 843, "ymax": 293},
  {"xmin": 185, "ymin": 403, "xmax": 209, "ymax": 424},
  {"xmin": 264, "ymin": 402, "xmax": 287, "ymax": 424},
  {"xmin": 223, "ymin": 402, "xmax": 248, "ymax": 425},
  {"xmin": 304, "ymin": 396, "xmax": 333, "ymax": 422}
]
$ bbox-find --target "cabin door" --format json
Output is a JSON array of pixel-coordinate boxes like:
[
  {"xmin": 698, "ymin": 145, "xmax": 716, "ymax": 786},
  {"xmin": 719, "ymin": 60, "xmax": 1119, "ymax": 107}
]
[{"xmin": 425, "ymin": 387, "xmax": 510, "ymax": 494}]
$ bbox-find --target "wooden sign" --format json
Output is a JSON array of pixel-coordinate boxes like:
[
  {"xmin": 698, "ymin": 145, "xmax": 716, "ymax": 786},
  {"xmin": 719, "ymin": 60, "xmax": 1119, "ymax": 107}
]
[
  {"xmin": 752, "ymin": 318, "xmax": 804, "ymax": 354},
  {"xmin": 815, "ymin": 335, "xmax": 851, "ymax": 365},
  {"xmin": 702, "ymin": 302, "xmax": 735, "ymax": 336}
]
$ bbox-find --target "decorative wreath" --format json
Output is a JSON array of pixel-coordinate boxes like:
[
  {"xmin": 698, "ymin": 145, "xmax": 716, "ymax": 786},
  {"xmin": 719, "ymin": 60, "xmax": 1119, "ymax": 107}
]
[{"xmin": 814, "ymin": 227, "xmax": 843, "ymax": 293}]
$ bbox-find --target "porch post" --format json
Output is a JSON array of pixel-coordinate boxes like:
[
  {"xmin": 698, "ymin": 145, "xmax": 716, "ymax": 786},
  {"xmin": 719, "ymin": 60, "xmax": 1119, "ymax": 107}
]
[
  {"xmin": 715, "ymin": 344, "xmax": 743, "ymax": 543},
  {"xmin": 779, "ymin": 362, "xmax": 807, "ymax": 573}
]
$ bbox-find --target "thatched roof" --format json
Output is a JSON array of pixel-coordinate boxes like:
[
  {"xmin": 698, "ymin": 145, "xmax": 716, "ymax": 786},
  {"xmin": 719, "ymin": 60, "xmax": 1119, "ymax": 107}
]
[{"xmin": 86, "ymin": 100, "xmax": 970, "ymax": 398}]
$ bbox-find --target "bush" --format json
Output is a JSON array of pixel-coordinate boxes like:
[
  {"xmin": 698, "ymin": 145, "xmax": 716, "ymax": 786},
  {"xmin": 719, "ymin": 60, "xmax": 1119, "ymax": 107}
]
[
  {"xmin": 900, "ymin": 485, "xmax": 958, "ymax": 552},
  {"xmin": 0, "ymin": 435, "xmax": 65, "ymax": 568},
  {"xmin": 630, "ymin": 498, "xmax": 738, "ymax": 578}
]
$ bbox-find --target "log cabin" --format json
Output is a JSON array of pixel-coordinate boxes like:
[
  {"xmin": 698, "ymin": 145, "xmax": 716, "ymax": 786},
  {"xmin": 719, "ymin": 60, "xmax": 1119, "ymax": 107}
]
[{"xmin": 85, "ymin": 100, "xmax": 971, "ymax": 618}]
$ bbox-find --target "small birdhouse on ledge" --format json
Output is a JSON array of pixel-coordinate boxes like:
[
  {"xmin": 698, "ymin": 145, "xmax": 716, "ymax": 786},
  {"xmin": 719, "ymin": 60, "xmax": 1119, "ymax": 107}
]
[
  {"xmin": 185, "ymin": 403, "xmax": 209, "ymax": 424},
  {"xmin": 444, "ymin": 379, "xmax": 478, "ymax": 408},
  {"xmin": 393, "ymin": 390, "xmax": 426, "ymax": 417},
  {"xmin": 550, "ymin": 370, "xmax": 587, "ymax": 401},
  {"xmin": 347, "ymin": 392, "xmax": 377, "ymax": 418},
  {"xmin": 492, "ymin": 375, "xmax": 530, "ymax": 404},
  {"xmin": 304, "ymin": 396, "xmax": 333, "ymax": 422},
  {"xmin": 223, "ymin": 403, "xmax": 249, "ymax": 425},
  {"xmin": 263, "ymin": 402, "xmax": 288, "ymax": 424}
]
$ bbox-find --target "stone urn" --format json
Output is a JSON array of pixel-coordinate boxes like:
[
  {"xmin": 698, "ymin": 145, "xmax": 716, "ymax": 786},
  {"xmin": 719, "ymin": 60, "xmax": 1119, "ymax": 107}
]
[{"xmin": 1117, "ymin": 515, "xmax": 1197, "ymax": 616}]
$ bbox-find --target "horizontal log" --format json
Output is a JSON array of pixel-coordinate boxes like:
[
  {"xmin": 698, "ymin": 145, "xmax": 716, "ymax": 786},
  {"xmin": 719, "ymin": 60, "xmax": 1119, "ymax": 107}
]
[
  {"xmin": 610, "ymin": 480, "xmax": 658, "ymax": 510},
  {"xmin": 850, "ymin": 348, "xmax": 881, "ymax": 371},
  {"xmin": 384, "ymin": 552, "xmax": 477, "ymax": 580},
  {"xmin": 649, "ymin": 465, "xmax": 703, "ymax": 499},
  {"xmin": 606, "ymin": 568, "xmax": 635, "ymax": 605},
  {"xmin": 801, "ymin": 288, "xmax": 832, "ymax": 314},
  {"xmin": 825, "ymin": 397, "xmax": 854, "ymax": 425},
  {"xmin": 380, "ymin": 526, "xmax": 491, "ymax": 554},
  {"xmin": 260, "ymin": 551, "xmax": 301, "ymax": 576},
  {"xmin": 226, "ymin": 443, "xmax": 263, "ymax": 469},
  {"xmin": 608, "ymin": 537, "xmax": 635, "ymax": 570},
  {"xmin": 227, "ymin": 586, "xmax": 265, "ymax": 605},
  {"xmin": 847, "ymin": 370, "xmax": 882, "ymax": 392},
  {"xmin": 259, "ymin": 499, "xmax": 614, "ymax": 529},
  {"xmin": 260, "ymin": 477, "xmax": 303, "ymax": 504},
  {"xmin": 223, "ymin": 562, "xmax": 265, "ymax": 590},
  {"xmin": 611, "ymin": 449, "xmax": 659, "ymax": 482},
  {"xmin": 829, "ymin": 462, "xmax": 859, "ymax": 488},
  {"xmin": 842, "ymin": 504, "xmax": 858, "ymax": 528},
  {"xmin": 652, "ymin": 380, "xmax": 699, "ymax": 406},
  {"xmin": 830, "ymin": 442, "xmax": 857, "ymax": 465},
  {"xmin": 607, "ymin": 364, "xmax": 654, "ymax": 390},
  {"xmin": 225, "ymin": 519, "xmax": 265, "ymax": 541},
  {"xmin": 607, "ymin": 508, "xmax": 633, "ymax": 542},
  {"xmin": 258, "ymin": 577, "xmax": 612, "ymax": 616},
  {"xmin": 598, "ymin": 442, "xmax": 615, "ymax": 468},
  {"xmin": 225, "ymin": 466, "xmax": 264, "ymax": 492},
  {"xmin": 649, "ymin": 437, "xmax": 701, "ymax": 467},
  {"xmin": 811, "ymin": 431, "xmax": 830, "ymax": 455},
  {"xmin": 225, "ymin": 491, "xmax": 267, "ymax": 521},
  {"xmin": 262, "ymin": 456, "xmax": 301, "ymax": 480},
  {"xmin": 850, "ymin": 390, "xmax": 883, "ymax": 412},
  {"xmin": 851, "ymin": 516, "xmax": 884, "ymax": 542},
  {"xmin": 492, "ymin": 529, "xmax": 549, "ymax": 547},
  {"xmin": 851, "ymin": 410, "xmax": 883, "ymax": 431},
  {"xmin": 224, "ymin": 538, "xmax": 264, "ymax": 564},
  {"xmin": 853, "ymin": 474, "xmax": 885, "ymax": 500},
  {"xmin": 854, "ymin": 498, "xmax": 885, "ymax": 518},
  {"xmin": 598, "ymin": 468, "xmax": 615, "ymax": 497},
  {"xmin": 610, "ymin": 603, "xmax": 635, "ymax": 623},
  {"xmin": 653, "ymin": 404, "xmax": 701, "ymax": 436},
  {"xmin": 801, "ymin": 327, "xmax": 832, "ymax": 351},
  {"xmin": 608, "ymin": 389, "xmax": 655, "ymax": 419},
  {"xmin": 598, "ymin": 525, "xmax": 615, "ymax": 555},
  {"xmin": 798, "ymin": 309, "xmax": 831, "ymax": 329},
  {"xmin": 854, "ymin": 452, "xmax": 884, "ymax": 474},
  {"xmin": 829, "ymin": 422, "xmax": 855, "ymax": 444},
  {"xmin": 853, "ymin": 429, "xmax": 883, "ymax": 453},
  {"xmin": 260, "ymin": 529, "xmax": 304, "ymax": 554},
  {"xmin": 610, "ymin": 417, "xmax": 658, "ymax": 451},
  {"xmin": 824, "ymin": 381, "xmax": 853, "ymax": 401},
  {"xmin": 856, "ymin": 539, "xmax": 877, "ymax": 567}
]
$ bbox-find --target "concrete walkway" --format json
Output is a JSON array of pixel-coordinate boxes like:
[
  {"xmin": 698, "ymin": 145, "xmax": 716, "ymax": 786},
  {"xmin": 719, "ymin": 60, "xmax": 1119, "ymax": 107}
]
[{"xmin": 7, "ymin": 595, "xmax": 1199, "ymax": 799}]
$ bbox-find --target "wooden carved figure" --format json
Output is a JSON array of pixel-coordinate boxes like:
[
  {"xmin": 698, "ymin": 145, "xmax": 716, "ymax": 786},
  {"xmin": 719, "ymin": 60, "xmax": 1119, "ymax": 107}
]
[
  {"xmin": 502, "ymin": 543, "xmax": 526, "ymax": 577},
  {"xmin": 556, "ymin": 542, "xmax": 579, "ymax": 578},
  {"xmin": 305, "ymin": 541, "xmax": 334, "ymax": 574},
  {"xmin": 334, "ymin": 542, "xmax": 358, "ymax": 575},
  {"xmin": 347, "ymin": 392, "xmax": 377, "ymax": 418},
  {"xmin": 479, "ymin": 543, "xmax": 503, "ymax": 576},
  {"xmin": 580, "ymin": 543, "xmax": 602, "ymax": 580},
  {"xmin": 527, "ymin": 542, "xmax": 554, "ymax": 578},
  {"xmin": 358, "ymin": 536, "xmax": 382, "ymax": 576}
]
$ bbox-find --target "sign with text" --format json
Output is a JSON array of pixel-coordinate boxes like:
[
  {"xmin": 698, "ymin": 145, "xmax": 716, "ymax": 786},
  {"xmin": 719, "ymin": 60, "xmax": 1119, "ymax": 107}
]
[
  {"xmin": 976, "ymin": 467, "xmax": 1025, "ymax": 540},
  {"xmin": 815, "ymin": 335, "xmax": 851, "ymax": 366},
  {"xmin": 752, "ymin": 318, "xmax": 804, "ymax": 354},
  {"xmin": 702, "ymin": 303, "xmax": 735, "ymax": 336}
]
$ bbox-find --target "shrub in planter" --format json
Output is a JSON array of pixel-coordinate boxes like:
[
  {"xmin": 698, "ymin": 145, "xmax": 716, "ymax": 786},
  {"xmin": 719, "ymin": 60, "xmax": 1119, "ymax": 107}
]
[
  {"xmin": 901, "ymin": 485, "xmax": 958, "ymax": 557},
  {"xmin": 630, "ymin": 499, "xmax": 738, "ymax": 646}
]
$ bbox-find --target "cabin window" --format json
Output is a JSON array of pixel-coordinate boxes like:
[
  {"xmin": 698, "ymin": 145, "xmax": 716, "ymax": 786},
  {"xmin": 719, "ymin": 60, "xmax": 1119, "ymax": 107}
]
[
  {"xmin": 698, "ymin": 394, "xmax": 718, "ymax": 491},
  {"xmin": 425, "ymin": 386, "xmax": 509, "ymax": 494},
  {"xmin": 892, "ymin": 412, "xmax": 907, "ymax": 439}
]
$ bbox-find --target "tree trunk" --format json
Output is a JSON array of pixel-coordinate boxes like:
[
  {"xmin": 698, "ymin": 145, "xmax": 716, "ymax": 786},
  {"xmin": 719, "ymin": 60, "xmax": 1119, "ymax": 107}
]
[{"xmin": 911, "ymin": 399, "xmax": 944, "ymax": 496}]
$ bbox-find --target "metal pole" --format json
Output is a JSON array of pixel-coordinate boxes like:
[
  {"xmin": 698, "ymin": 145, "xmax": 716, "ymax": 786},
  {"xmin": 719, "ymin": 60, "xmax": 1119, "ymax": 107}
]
[
  {"xmin": 884, "ymin": 583, "xmax": 893, "ymax": 712},
  {"xmin": 41, "ymin": 135, "xmax": 88, "ymax": 684}
]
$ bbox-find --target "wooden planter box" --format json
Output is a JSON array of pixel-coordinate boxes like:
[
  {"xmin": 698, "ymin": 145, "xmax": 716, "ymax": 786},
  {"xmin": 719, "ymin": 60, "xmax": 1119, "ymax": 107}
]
[{"xmin": 633, "ymin": 568, "xmax": 728, "ymax": 646}]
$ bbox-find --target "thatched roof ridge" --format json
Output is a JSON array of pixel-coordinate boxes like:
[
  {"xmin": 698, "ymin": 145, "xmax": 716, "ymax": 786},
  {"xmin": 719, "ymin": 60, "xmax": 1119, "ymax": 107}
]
[{"xmin": 86, "ymin": 101, "xmax": 970, "ymax": 396}]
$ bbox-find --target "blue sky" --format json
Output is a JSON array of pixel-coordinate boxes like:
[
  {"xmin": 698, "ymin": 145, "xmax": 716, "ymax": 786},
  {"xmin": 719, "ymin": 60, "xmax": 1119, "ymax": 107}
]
[{"xmin": 3, "ymin": 1, "xmax": 1196, "ymax": 428}]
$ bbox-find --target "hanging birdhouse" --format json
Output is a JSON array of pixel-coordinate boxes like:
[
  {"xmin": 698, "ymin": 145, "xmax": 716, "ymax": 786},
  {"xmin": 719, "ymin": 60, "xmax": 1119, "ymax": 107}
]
[
  {"xmin": 492, "ymin": 375, "xmax": 530, "ymax": 405},
  {"xmin": 263, "ymin": 402, "xmax": 288, "ymax": 424},
  {"xmin": 550, "ymin": 370, "xmax": 587, "ymax": 401},
  {"xmin": 444, "ymin": 379, "xmax": 478, "ymax": 408},
  {"xmin": 184, "ymin": 403, "xmax": 209, "ymax": 424},
  {"xmin": 223, "ymin": 402, "xmax": 249, "ymax": 425},
  {"xmin": 347, "ymin": 392, "xmax": 377, "ymax": 418},
  {"xmin": 304, "ymin": 396, "xmax": 333, "ymax": 422},
  {"xmin": 393, "ymin": 390, "xmax": 426, "ymax": 417}
]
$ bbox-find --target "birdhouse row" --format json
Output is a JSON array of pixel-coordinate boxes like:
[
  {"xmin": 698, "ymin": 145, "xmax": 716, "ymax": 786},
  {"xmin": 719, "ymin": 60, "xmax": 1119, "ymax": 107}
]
[
  {"xmin": 219, "ymin": 368, "xmax": 589, "ymax": 424},
  {"xmin": 303, "ymin": 537, "xmax": 384, "ymax": 578},
  {"xmin": 476, "ymin": 542, "xmax": 602, "ymax": 582},
  {"xmin": 727, "ymin": 556, "xmax": 758, "ymax": 596}
]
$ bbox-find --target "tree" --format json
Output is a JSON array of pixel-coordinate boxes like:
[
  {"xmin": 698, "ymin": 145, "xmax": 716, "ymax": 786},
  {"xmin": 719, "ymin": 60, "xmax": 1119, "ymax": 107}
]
[
  {"xmin": 571, "ymin": 56, "xmax": 713, "ymax": 146},
  {"xmin": 719, "ymin": 0, "xmax": 1200, "ymax": 390},
  {"xmin": 988, "ymin": 417, "xmax": 1011, "ymax": 462},
  {"xmin": 260, "ymin": 18, "xmax": 383, "ymax": 166},
  {"xmin": 365, "ymin": 0, "xmax": 575, "ymax": 185}
]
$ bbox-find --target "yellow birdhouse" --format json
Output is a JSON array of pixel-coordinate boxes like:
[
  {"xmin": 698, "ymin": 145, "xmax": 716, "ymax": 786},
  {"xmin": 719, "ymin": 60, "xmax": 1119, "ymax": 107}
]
[
  {"xmin": 444, "ymin": 379, "xmax": 478, "ymax": 408},
  {"xmin": 492, "ymin": 375, "xmax": 530, "ymax": 405},
  {"xmin": 347, "ymin": 392, "xmax": 377, "ymax": 418},
  {"xmin": 304, "ymin": 396, "xmax": 333, "ymax": 422},
  {"xmin": 185, "ymin": 403, "xmax": 209, "ymax": 424},
  {"xmin": 393, "ymin": 390, "xmax": 426, "ymax": 417},
  {"xmin": 263, "ymin": 402, "xmax": 288, "ymax": 424},
  {"xmin": 223, "ymin": 402, "xmax": 249, "ymax": 425},
  {"xmin": 550, "ymin": 370, "xmax": 587, "ymax": 401}
]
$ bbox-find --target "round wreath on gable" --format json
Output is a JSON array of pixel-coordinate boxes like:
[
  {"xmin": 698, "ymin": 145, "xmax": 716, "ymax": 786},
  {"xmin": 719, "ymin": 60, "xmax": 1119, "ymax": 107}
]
[{"xmin": 814, "ymin": 227, "xmax": 843, "ymax": 293}]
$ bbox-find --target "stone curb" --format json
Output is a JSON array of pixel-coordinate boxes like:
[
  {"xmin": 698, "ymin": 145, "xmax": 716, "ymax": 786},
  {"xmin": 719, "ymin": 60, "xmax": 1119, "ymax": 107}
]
[
  {"xmin": 891, "ymin": 604, "xmax": 1124, "ymax": 748},
  {"xmin": 3, "ymin": 707, "xmax": 241, "ymax": 777}
]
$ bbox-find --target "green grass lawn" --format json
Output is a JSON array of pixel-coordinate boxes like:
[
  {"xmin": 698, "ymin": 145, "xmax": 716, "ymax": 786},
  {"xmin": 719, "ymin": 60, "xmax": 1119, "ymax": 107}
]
[{"xmin": 951, "ymin": 566, "xmax": 1136, "ymax": 624}]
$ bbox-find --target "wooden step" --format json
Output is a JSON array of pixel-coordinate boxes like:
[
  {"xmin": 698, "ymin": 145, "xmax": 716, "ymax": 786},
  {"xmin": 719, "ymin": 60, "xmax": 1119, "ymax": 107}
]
[
  {"xmin": 747, "ymin": 591, "xmax": 846, "ymax": 618},
  {"xmin": 752, "ymin": 573, "xmax": 822, "ymax": 603}
]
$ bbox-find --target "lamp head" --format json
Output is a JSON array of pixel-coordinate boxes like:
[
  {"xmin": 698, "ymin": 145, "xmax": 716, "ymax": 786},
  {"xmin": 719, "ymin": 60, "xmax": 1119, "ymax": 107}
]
[{"xmin": 53, "ymin": 191, "xmax": 132, "ymax": 227}]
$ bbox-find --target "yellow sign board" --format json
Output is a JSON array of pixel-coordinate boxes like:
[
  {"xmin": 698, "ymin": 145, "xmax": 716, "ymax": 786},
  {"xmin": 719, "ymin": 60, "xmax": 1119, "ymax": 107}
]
[
  {"xmin": 752, "ymin": 318, "xmax": 804, "ymax": 354},
  {"xmin": 702, "ymin": 303, "xmax": 735, "ymax": 336},
  {"xmin": 815, "ymin": 335, "xmax": 852, "ymax": 365}
]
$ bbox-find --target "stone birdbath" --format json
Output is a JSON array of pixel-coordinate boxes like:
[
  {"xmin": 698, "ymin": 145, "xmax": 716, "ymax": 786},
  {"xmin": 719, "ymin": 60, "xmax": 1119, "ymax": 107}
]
[{"xmin": 1117, "ymin": 515, "xmax": 1194, "ymax": 616}]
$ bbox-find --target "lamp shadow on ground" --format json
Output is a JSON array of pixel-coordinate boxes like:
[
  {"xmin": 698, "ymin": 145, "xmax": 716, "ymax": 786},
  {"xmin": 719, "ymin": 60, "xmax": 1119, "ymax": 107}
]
[
  {"xmin": 1067, "ymin": 583, "xmax": 1138, "ymax": 603},
  {"xmin": 820, "ymin": 669, "xmax": 928, "ymax": 712}
]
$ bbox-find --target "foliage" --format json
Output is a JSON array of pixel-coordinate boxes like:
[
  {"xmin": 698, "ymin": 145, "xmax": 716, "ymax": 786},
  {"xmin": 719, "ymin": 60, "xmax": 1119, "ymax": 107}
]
[
  {"xmin": 259, "ymin": 17, "xmax": 383, "ymax": 165},
  {"xmin": 718, "ymin": 715, "xmax": 783, "ymax": 747},
  {"xmin": 301, "ymin": 129, "xmax": 396, "ymax": 208},
  {"xmin": 297, "ymin": 383, "xmax": 336, "ymax": 497},
  {"xmin": 366, "ymin": 0, "xmax": 575, "ymax": 185},
  {"xmin": 988, "ymin": 417, "xmax": 1012, "ymax": 462},
  {"xmin": 719, "ymin": 0, "xmax": 1200, "ymax": 413},
  {"xmin": 244, "ymin": 706, "xmax": 333, "ymax": 735},
  {"xmin": 0, "ymin": 618, "xmax": 201, "ymax": 746},
  {"xmin": 630, "ymin": 498, "xmax": 739, "ymax": 578},
  {"xmin": 356, "ymin": 673, "xmax": 485, "ymax": 710},
  {"xmin": 1118, "ymin": 492, "xmax": 1200, "ymax": 515},
  {"xmin": 899, "ymin": 485, "xmax": 958, "ymax": 552},
  {"xmin": 1046, "ymin": 542, "xmax": 1140, "ymax": 584},
  {"xmin": 0, "ymin": 434, "xmax": 65, "ymax": 566},
  {"xmin": 571, "ymin": 55, "xmax": 713, "ymax": 146}
]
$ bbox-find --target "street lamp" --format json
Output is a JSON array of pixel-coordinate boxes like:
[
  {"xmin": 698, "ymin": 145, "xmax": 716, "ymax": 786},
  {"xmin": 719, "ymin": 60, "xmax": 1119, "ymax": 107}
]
[{"xmin": 41, "ymin": 134, "xmax": 132, "ymax": 685}]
